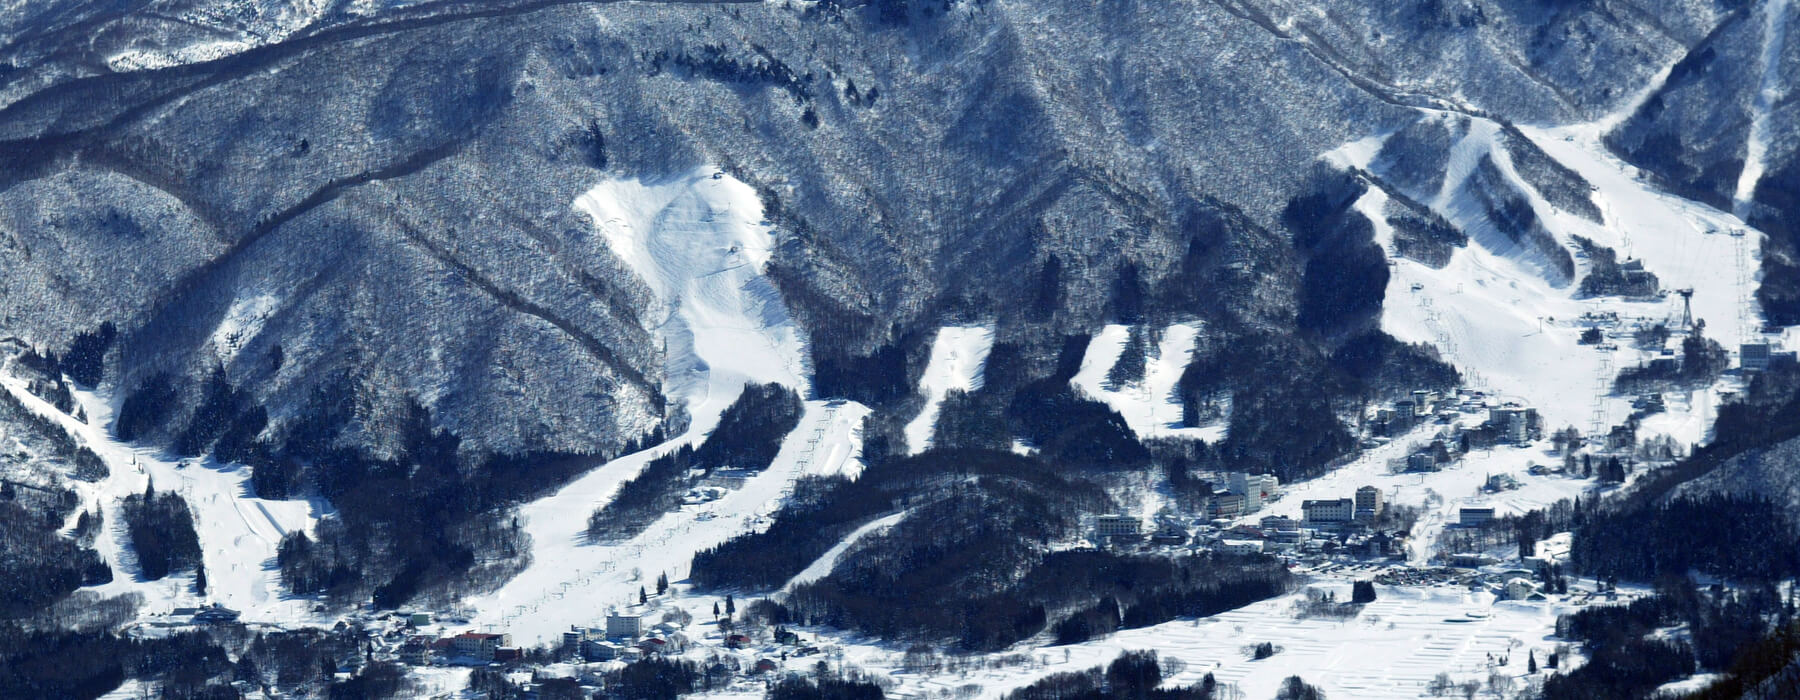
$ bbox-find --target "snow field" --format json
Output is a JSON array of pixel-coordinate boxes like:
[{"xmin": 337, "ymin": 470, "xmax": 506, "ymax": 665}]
[
  {"xmin": 466, "ymin": 167, "xmax": 870, "ymax": 645},
  {"xmin": 0, "ymin": 376, "xmax": 323, "ymax": 624},
  {"xmin": 1733, "ymin": 0, "xmax": 1791, "ymax": 216},
  {"xmin": 903, "ymin": 325, "xmax": 995, "ymax": 454},
  {"xmin": 1335, "ymin": 98, "xmax": 1769, "ymax": 445},
  {"xmin": 1069, "ymin": 323, "xmax": 1222, "ymax": 441},
  {"xmin": 806, "ymin": 583, "xmax": 1571, "ymax": 700},
  {"xmin": 575, "ymin": 166, "xmax": 808, "ymax": 404},
  {"xmin": 466, "ymin": 398, "xmax": 870, "ymax": 645}
]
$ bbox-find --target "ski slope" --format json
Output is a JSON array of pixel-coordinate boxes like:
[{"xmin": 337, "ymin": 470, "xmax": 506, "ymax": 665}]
[
  {"xmin": 466, "ymin": 167, "xmax": 870, "ymax": 644},
  {"xmin": 1333, "ymin": 102, "xmax": 1768, "ymax": 442},
  {"xmin": 0, "ymin": 376, "xmax": 322, "ymax": 623},
  {"xmin": 1069, "ymin": 323, "xmax": 1222, "ymax": 441},
  {"xmin": 575, "ymin": 166, "xmax": 808, "ymax": 403},
  {"xmin": 468, "ymin": 397, "xmax": 868, "ymax": 644},
  {"xmin": 782, "ymin": 509, "xmax": 911, "ymax": 591},
  {"xmin": 903, "ymin": 325, "xmax": 994, "ymax": 454}
]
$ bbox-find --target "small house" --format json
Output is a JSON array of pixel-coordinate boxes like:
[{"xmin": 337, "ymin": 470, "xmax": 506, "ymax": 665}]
[{"xmin": 193, "ymin": 605, "xmax": 241, "ymax": 625}]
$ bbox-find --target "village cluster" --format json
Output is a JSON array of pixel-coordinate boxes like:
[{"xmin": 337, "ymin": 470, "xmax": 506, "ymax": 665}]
[{"xmin": 1084, "ymin": 388, "xmax": 1554, "ymax": 563}]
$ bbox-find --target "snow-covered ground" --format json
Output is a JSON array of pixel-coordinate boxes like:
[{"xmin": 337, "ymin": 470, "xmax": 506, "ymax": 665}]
[
  {"xmin": 575, "ymin": 167, "xmax": 808, "ymax": 403},
  {"xmin": 1224, "ymin": 414, "xmax": 1598, "ymax": 565},
  {"xmin": 903, "ymin": 325, "xmax": 994, "ymax": 454},
  {"xmin": 466, "ymin": 398, "xmax": 868, "ymax": 645},
  {"xmin": 988, "ymin": 584, "xmax": 1569, "ymax": 699},
  {"xmin": 754, "ymin": 581, "xmax": 1577, "ymax": 700},
  {"xmin": 0, "ymin": 376, "xmax": 324, "ymax": 624},
  {"xmin": 1070, "ymin": 323, "xmax": 1224, "ymax": 441},
  {"xmin": 464, "ymin": 167, "xmax": 870, "ymax": 645},
  {"xmin": 1332, "ymin": 99, "xmax": 1768, "ymax": 445}
]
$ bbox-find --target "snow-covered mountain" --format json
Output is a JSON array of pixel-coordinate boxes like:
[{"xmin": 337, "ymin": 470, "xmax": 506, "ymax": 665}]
[{"xmin": 2, "ymin": 0, "xmax": 1799, "ymax": 697}]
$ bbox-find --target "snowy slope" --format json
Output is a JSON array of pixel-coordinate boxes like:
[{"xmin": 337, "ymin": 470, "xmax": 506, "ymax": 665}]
[
  {"xmin": 468, "ymin": 398, "xmax": 868, "ymax": 644},
  {"xmin": 1334, "ymin": 101, "xmax": 1768, "ymax": 443},
  {"xmin": 465, "ymin": 167, "xmax": 870, "ymax": 644},
  {"xmin": 741, "ymin": 578, "xmax": 1591, "ymax": 700},
  {"xmin": 781, "ymin": 509, "xmax": 911, "ymax": 591},
  {"xmin": 1069, "ymin": 323, "xmax": 1222, "ymax": 441},
  {"xmin": 903, "ymin": 325, "xmax": 994, "ymax": 454},
  {"xmin": 575, "ymin": 167, "xmax": 808, "ymax": 405},
  {"xmin": 0, "ymin": 376, "xmax": 322, "ymax": 623}
]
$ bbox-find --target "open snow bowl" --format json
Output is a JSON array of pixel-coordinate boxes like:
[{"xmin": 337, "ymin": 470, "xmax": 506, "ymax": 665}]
[{"xmin": 575, "ymin": 166, "xmax": 807, "ymax": 407}]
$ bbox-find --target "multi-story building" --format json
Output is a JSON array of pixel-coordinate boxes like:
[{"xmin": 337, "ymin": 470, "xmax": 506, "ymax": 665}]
[
  {"xmin": 1354, "ymin": 485, "xmax": 1384, "ymax": 522},
  {"xmin": 1488, "ymin": 406, "xmax": 1538, "ymax": 444},
  {"xmin": 1411, "ymin": 390, "xmax": 1440, "ymax": 416},
  {"xmin": 606, "ymin": 613, "xmax": 643, "ymax": 640},
  {"xmin": 1302, "ymin": 498, "xmax": 1354, "ymax": 524},
  {"xmin": 1227, "ymin": 472, "xmax": 1281, "ymax": 502},
  {"xmin": 1094, "ymin": 514, "xmax": 1143, "ymax": 538},
  {"xmin": 1742, "ymin": 342, "xmax": 1773, "ymax": 371},
  {"xmin": 1208, "ymin": 493, "xmax": 1247, "ymax": 519},
  {"xmin": 450, "ymin": 632, "xmax": 511, "ymax": 662}
]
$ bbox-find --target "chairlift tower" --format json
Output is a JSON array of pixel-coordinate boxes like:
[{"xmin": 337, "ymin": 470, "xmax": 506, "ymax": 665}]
[
  {"xmin": 1733, "ymin": 231, "xmax": 1754, "ymax": 340},
  {"xmin": 1590, "ymin": 353, "xmax": 1613, "ymax": 442},
  {"xmin": 1675, "ymin": 288, "xmax": 1695, "ymax": 331}
]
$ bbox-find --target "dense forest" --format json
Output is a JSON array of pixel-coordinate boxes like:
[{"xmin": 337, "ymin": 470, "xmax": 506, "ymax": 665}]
[
  {"xmin": 1572, "ymin": 495, "xmax": 1800, "ymax": 582},
  {"xmin": 1570, "ymin": 361, "xmax": 1800, "ymax": 584},
  {"xmin": 0, "ymin": 625, "xmax": 233, "ymax": 699},
  {"xmin": 1543, "ymin": 579, "xmax": 1795, "ymax": 700},
  {"xmin": 0, "ymin": 614, "xmax": 422, "ymax": 699},
  {"xmin": 0, "ymin": 499, "xmax": 110, "ymax": 618},
  {"xmin": 0, "ymin": 384, "xmax": 106, "ymax": 482},
  {"xmin": 119, "ymin": 484, "xmax": 202, "ymax": 581},
  {"xmin": 1612, "ymin": 329, "xmax": 1731, "ymax": 394}
]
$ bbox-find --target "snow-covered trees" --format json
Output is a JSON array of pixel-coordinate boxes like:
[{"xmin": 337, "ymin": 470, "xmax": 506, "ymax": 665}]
[{"xmin": 119, "ymin": 483, "xmax": 201, "ymax": 581}]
